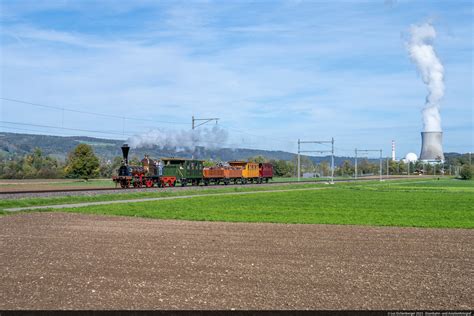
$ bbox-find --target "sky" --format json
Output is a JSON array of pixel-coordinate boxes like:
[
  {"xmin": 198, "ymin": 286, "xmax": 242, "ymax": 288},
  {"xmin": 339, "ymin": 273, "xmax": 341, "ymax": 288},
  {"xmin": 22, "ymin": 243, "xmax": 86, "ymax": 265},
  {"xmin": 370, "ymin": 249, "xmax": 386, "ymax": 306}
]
[{"xmin": 0, "ymin": 0, "xmax": 472, "ymax": 158}]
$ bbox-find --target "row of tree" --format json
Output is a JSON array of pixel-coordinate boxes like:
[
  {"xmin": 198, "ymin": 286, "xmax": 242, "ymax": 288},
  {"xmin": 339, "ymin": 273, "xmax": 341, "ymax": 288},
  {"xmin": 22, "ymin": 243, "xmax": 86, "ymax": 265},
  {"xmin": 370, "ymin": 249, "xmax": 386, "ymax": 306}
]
[
  {"xmin": 247, "ymin": 154, "xmax": 473, "ymax": 179},
  {"xmin": 0, "ymin": 144, "xmax": 110, "ymax": 180},
  {"xmin": 0, "ymin": 145, "xmax": 472, "ymax": 180}
]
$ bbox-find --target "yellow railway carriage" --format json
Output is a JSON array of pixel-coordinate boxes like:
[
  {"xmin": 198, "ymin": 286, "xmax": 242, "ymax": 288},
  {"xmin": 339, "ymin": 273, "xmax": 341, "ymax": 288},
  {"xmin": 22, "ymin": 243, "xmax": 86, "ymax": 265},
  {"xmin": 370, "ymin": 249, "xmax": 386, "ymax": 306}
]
[{"xmin": 228, "ymin": 161, "xmax": 259, "ymax": 181}]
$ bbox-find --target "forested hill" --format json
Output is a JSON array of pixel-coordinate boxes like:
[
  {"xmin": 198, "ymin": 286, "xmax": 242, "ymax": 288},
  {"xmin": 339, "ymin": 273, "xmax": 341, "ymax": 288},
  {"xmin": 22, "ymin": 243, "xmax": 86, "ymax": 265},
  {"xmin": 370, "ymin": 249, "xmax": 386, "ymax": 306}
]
[
  {"xmin": 0, "ymin": 132, "xmax": 310, "ymax": 162},
  {"xmin": 4, "ymin": 132, "xmax": 464, "ymax": 164}
]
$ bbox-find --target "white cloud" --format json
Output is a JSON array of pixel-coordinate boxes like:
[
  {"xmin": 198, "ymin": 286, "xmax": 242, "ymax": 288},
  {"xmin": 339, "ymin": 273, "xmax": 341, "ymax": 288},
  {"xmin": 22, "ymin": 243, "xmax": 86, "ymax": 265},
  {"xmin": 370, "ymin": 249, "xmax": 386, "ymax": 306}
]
[{"xmin": 0, "ymin": 1, "xmax": 472, "ymax": 155}]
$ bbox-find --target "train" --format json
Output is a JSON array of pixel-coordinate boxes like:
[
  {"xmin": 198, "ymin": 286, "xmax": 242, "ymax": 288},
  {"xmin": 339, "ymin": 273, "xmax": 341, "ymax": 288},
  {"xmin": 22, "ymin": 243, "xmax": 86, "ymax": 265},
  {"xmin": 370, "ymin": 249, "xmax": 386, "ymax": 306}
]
[{"xmin": 112, "ymin": 144, "xmax": 273, "ymax": 188}]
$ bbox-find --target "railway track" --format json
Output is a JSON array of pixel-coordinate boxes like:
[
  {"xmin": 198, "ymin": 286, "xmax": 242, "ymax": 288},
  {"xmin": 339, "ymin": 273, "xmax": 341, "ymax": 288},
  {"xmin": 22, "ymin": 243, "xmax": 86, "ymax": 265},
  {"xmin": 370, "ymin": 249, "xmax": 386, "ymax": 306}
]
[{"xmin": 0, "ymin": 176, "xmax": 426, "ymax": 195}]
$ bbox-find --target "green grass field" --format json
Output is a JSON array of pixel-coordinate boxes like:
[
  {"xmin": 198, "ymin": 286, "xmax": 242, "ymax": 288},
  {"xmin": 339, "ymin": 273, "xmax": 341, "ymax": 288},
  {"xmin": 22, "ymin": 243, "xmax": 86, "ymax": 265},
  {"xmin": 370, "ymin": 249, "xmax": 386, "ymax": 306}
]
[
  {"xmin": 1, "ymin": 178, "xmax": 473, "ymax": 228},
  {"xmin": 0, "ymin": 183, "xmax": 327, "ymax": 210}
]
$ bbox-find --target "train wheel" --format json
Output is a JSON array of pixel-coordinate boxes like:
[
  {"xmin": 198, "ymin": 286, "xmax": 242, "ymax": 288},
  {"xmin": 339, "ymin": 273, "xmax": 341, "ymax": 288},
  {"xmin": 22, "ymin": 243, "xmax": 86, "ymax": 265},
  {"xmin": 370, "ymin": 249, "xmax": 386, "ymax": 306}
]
[
  {"xmin": 120, "ymin": 181, "xmax": 128, "ymax": 189},
  {"xmin": 146, "ymin": 180, "xmax": 153, "ymax": 188},
  {"xmin": 181, "ymin": 179, "xmax": 187, "ymax": 187},
  {"xmin": 169, "ymin": 180, "xmax": 175, "ymax": 187}
]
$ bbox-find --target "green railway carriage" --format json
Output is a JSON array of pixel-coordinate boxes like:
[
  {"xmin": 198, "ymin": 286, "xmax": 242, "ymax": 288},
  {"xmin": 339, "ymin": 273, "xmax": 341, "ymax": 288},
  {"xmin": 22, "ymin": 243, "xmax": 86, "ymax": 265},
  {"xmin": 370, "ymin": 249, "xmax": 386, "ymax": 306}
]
[{"xmin": 161, "ymin": 158, "xmax": 204, "ymax": 186}]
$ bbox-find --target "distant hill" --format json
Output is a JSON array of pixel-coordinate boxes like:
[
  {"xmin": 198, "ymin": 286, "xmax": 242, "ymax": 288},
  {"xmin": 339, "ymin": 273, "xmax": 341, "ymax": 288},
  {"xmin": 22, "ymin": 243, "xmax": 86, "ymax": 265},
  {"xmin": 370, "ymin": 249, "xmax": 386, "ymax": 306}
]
[
  {"xmin": 4, "ymin": 132, "xmax": 462, "ymax": 165},
  {"xmin": 0, "ymin": 132, "xmax": 307, "ymax": 161}
]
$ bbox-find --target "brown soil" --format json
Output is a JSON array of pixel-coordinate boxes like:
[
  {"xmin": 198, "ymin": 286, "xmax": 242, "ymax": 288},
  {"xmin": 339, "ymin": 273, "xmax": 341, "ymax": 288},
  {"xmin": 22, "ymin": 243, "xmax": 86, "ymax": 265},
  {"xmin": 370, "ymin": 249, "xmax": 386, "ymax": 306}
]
[{"xmin": 0, "ymin": 213, "xmax": 472, "ymax": 310}]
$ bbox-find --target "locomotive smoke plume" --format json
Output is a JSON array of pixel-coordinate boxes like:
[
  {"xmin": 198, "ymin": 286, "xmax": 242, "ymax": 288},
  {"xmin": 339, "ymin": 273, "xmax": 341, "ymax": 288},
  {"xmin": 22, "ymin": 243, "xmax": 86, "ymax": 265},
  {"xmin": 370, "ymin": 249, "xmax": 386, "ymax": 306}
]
[
  {"xmin": 407, "ymin": 22, "xmax": 445, "ymax": 132},
  {"xmin": 127, "ymin": 125, "xmax": 229, "ymax": 150}
]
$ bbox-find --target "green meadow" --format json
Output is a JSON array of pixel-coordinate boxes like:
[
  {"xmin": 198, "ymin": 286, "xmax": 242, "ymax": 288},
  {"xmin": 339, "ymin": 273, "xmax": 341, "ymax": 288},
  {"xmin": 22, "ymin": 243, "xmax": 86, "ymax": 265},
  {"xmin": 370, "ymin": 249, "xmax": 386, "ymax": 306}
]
[{"xmin": 1, "ymin": 178, "xmax": 473, "ymax": 229}]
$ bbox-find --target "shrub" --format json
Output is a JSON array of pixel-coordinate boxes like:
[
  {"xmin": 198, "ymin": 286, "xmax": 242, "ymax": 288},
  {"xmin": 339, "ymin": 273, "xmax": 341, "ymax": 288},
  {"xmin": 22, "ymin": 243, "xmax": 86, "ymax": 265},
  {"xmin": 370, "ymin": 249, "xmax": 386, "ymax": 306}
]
[{"xmin": 459, "ymin": 164, "xmax": 472, "ymax": 180}]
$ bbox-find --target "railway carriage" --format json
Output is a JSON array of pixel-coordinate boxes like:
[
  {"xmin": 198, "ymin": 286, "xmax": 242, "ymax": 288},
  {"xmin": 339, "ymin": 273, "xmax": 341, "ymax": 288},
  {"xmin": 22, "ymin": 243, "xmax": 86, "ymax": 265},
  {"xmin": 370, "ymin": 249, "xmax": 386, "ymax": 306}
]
[
  {"xmin": 203, "ymin": 166, "xmax": 243, "ymax": 185},
  {"xmin": 161, "ymin": 158, "xmax": 204, "ymax": 186},
  {"xmin": 259, "ymin": 163, "xmax": 273, "ymax": 183},
  {"xmin": 228, "ymin": 161, "xmax": 260, "ymax": 184}
]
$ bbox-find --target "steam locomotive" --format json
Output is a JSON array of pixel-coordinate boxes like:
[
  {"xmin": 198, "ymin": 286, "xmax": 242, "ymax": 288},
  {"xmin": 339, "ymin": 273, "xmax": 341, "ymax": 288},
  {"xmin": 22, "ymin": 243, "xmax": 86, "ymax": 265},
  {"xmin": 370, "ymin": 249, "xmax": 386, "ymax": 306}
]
[{"xmin": 112, "ymin": 144, "xmax": 273, "ymax": 188}]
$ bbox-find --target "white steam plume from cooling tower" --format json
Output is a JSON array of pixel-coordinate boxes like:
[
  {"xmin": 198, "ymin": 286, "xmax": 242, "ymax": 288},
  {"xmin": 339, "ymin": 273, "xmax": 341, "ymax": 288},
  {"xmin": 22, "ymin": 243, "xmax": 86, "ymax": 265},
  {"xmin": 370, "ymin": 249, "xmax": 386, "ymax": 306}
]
[
  {"xmin": 407, "ymin": 22, "xmax": 445, "ymax": 132},
  {"xmin": 127, "ymin": 125, "xmax": 229, "ymax": 150}
]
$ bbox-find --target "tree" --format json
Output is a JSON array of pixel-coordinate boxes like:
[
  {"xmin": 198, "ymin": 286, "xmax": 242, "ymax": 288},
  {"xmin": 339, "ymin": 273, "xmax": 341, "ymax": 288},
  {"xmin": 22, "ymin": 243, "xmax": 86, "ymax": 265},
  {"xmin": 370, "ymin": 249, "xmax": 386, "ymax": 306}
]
[
  {"xmin": 459, "ymin": 165, "xmax": 472, "ymax": 180},
  {"xmin": 248, "ymin": 155, "xmax": 266, "ymax": 163},
  {"xmin": 99, "ymin": 157, "xmax": 122, "ymax": 178},
  {"xmin": 319, "ymin": 161, "xmax": 330, "ymax": 177},
  {"xmin": 203, "ymin": 160, "xmax": 215, "ymax": 167},
  {"xmin": 0, "ymin": 148, "xmax": 62, "ymax": 179},
  {"xmin": 358, "ymin": 159, "xmax": 377, "ymax": 175},
  {"xmin": 270, "ymin": 159, "xmax": 293, "ymax": 177},
  {"xmin": 388, "ymin": 160, "xmax": 399, "ymax": 175},
  {"xmin": 339, "ymin": 160, "xmax": 353, "ymax": 176},
  {"xmin": 64, "ymin": 144, "xmax": 100, "ymax": 180}
]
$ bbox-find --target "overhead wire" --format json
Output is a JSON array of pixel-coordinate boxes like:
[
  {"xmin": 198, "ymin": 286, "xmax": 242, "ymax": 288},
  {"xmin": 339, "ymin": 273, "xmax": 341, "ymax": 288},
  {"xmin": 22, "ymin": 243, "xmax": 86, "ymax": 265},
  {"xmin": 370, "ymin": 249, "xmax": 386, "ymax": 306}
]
[
  {"xmin": 0, "ymin": 121, "xmax": 281, "ymax": 151},
  {"xmin": 0, "ymin": 97, "xmax": 189, "ymax": 126},
  {"xmin": 1, "ymin": 97, "xmax": 302, "ymax": 149},
  {"xmin": 1, "ymin": 97, "xmax": 298, "ymax": 147},
  {"xmin": 0, "ymin": 121, "xmax": 135, "ymax": 137},
  {"xmin": 2, "ymin": 97, "xmax": 376, "ymax": 155},
  {"xmin": 0, "ymin": 125, "xmax": 86, "ymax": 137}
]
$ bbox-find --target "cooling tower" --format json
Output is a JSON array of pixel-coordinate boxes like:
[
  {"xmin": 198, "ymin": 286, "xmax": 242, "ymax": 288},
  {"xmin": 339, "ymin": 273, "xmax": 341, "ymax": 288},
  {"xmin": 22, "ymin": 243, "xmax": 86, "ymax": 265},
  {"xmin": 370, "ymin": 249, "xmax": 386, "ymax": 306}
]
[{"xmin": 420, "ymin": 132, "xmax": 444, "ymax": 161}]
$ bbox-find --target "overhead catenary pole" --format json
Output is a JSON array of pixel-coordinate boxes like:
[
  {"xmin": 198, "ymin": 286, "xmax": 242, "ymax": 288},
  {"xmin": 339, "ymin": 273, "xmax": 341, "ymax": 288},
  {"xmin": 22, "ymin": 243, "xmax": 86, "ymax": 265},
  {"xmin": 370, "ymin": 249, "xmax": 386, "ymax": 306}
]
[
  {"xmin": 379, "ymin": 149, "xmax": 383, "ymax": 182},
  {"xmin": 191, "ymin": 116, "xmax": 219, "ymax": 159},
  {"xmin": 354, "ymin": 149, "xmax": 358, "ymax": 179},
  {"xmin": 331, "ymin": 137, "xmax": 334, "ymax": 184},
  {"xmin": 297, "ymin": 139, "xmax": 301, "ymax": 181},
  {"xmin": 297, "ymin": 138, "xmax": 335, "ymax": 183},
  {"xmin": 355, "ymin": 148, "xmax": 383, "ymax": 181},
  {"xmin": 192, "ymin": 116, "xmax": 219, "ymax": 130}
]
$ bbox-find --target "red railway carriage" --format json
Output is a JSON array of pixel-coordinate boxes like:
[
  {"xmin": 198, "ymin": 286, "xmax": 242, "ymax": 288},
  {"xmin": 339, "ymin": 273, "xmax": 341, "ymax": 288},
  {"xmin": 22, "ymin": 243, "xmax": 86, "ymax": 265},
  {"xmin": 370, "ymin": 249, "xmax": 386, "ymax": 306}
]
[{"xmin": 259, "ymin": 163, "xmax": 273, "ymax": 183}]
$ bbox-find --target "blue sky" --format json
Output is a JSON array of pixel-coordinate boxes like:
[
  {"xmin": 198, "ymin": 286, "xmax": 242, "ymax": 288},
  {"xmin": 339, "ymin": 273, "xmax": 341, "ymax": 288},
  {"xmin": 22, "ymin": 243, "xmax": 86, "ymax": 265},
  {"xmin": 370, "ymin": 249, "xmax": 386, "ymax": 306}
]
[{"xmin": 0, "ymin": 0, "xmax": 472, "ymax": 157}]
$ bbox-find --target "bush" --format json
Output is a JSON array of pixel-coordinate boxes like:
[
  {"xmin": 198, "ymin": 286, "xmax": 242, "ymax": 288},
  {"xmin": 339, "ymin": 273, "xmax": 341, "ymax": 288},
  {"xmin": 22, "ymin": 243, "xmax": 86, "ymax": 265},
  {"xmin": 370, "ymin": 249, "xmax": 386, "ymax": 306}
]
[{"xmin": 459, "ymin": 164, "xmax": 472, "ymax": 180}]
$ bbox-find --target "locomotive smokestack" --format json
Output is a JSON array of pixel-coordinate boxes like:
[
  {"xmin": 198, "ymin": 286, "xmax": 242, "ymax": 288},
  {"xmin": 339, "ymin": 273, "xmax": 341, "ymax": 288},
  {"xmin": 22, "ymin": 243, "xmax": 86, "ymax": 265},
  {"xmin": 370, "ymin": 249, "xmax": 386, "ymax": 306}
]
[
  {"xmin": 121, "ymin": 143, "xmax": 130, "ymax": 164},
  {"xmin": 420, "ymin": 132, "xmax": 444, "ymax": 162}
]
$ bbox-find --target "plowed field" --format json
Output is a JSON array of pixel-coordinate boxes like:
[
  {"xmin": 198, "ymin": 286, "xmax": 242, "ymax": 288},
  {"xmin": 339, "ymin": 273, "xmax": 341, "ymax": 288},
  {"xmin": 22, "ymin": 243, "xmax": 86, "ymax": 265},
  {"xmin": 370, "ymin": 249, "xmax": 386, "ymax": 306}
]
[{"xmin": 1, "ymin": 213, "xmax": 471, "ymax": 310}]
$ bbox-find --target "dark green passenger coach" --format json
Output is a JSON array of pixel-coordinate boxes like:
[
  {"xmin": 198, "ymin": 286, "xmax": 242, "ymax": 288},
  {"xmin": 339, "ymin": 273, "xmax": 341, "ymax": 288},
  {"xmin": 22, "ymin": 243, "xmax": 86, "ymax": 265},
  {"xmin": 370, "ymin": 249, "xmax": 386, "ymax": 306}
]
[{"xmin": 161, "ymin": 158, "xmax": 204, "ymax": 186}]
